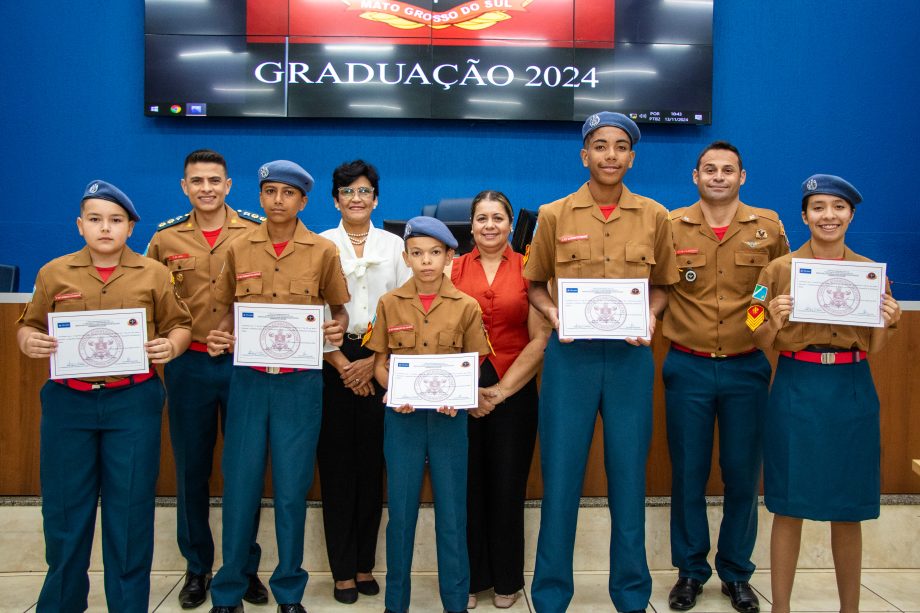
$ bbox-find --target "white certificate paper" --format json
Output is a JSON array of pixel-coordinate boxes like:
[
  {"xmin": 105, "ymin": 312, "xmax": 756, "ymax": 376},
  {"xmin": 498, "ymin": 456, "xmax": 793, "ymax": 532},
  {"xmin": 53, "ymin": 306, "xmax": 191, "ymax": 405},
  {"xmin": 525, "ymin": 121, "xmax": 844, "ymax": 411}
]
[
  {"xmin": 48, "ymin": 308, "xmax": 149, "ymax": 379},
  {"xmin": 557, "ymin": 278, "xmax": 651, "ymax": 340},
  {"xmin": 233, "ymin": 302, "xmax": 324, "ymax": 369},
  {"xmin": 790, "ymin": 258, "xmax": 886, "ymax": 327},
  {"xmin": 387, "ymin": 352, "xmax": 479, "ymax": 410}
]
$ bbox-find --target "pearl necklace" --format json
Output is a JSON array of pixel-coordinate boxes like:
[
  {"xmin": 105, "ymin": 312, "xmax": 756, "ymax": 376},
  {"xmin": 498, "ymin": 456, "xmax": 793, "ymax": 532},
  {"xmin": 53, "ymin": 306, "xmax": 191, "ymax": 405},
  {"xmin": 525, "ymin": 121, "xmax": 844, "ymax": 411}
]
[{"xmin": 346, "ymin": 228, "xmax": 369, "ymax": 246}]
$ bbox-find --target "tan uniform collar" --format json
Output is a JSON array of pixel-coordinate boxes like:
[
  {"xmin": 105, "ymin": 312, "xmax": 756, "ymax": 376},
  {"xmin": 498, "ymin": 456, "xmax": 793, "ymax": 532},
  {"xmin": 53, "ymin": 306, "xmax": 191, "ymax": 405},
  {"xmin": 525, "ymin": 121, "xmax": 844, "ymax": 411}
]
[
  {"xmin": 69, "ymin": 246, "xmax": 145, "ymax": 284},
  {"xmin": 393, "ymin": 275, "xmax": 465, "ymax": 316},
  {"xmin": 570, "ymin": 182, "xmax": 643, "ymax": 210},
  {"xmin": 177, "ymin": 204, "xmax": 248, "ymax": 233},
  {"xmin": 676, "ymin": 201, "xmax": 759, "ymax": 243},
  {"xmin": 248, "ymin": 219, "xmax": 314, "ymax": 244}
]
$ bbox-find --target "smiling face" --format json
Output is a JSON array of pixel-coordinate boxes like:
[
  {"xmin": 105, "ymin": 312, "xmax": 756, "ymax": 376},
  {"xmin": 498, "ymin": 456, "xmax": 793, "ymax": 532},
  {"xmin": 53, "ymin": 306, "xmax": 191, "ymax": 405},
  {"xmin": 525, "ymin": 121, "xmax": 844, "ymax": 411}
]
[
  {"xmin": 403, "ymin": 236, "xmax": 453, "ymax": 288},
  {"xmin": 581, "ymin": 126, "xmax": 635, "ymax": 188},
  {"xmin": 471, "ymin": 198, "xmax": 512, "ymax": 253},
  {"xmin": 334, "ymin": 175, "xmax": 376, "ymax": 226},
  {"xmin": 77, "ymin": 198, "xmax": 135, "ymax": 259},
  {"xmin": 259, "ymin": 181, "xmax": 307, "ymax": 224},
  {"xmin": 182, "ymin": 162, "xmax": 232, "ymax": 214},
  {"xmin": 802, "ymin": 193, "xmax": 854, "ymax": 247},
  {"xmin": 693, "ymin": 148, "xmax": 746, "ymax": 205}
]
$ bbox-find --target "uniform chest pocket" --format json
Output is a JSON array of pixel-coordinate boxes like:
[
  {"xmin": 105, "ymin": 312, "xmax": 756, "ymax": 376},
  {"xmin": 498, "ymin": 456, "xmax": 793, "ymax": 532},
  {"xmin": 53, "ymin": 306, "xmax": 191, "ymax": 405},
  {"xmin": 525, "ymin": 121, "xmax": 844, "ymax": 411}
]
[
  {"xmin": 735, "ymin": 251, "xmax": 770, "ymax": 268},
  {"xmin": 625, "ymin": 242, "xmax": 656, "ymax": 276},
  {"xmin": 438, "ymin": 330, "xmax": 463, "ymax": 352},
  {"xmin": 555, "ymin": 240, "xmax": 590, "ymax": 263},
  {"xmin": 52, "ymin": 298, "xmax": 87, "ymax": 313},
  {"xmin": 388, "ymin": 330, "xmax": 416, "ymax": 350},
  {"xmin": 235, "ymin": 277, "xmax": 264, "ymax": 298},
  {"xmin": 123, "ymin": 295, "xmax": 155, "ymax": 323},
  {"xmin": 679, "ymin": 253, "xmax": 707, "ymax": 269},
  {"xmin": 290, "ymin": 277, "xmax": 319, "ymax": 303},
  {"xmin": 167, "ymin": 257, "xmax": 197, "ymax": 298},
  {"xmin": 167, "ymin": 257, "xmax": 197, "ymax": 273}
]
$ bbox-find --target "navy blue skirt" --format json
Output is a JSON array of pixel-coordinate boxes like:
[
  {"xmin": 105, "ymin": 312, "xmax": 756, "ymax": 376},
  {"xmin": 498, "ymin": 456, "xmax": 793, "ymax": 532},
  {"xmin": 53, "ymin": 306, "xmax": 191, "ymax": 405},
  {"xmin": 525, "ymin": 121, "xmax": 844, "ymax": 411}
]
[{"xmin": 764, "ymin": 356, "xmax": 880, "ymax": 522}]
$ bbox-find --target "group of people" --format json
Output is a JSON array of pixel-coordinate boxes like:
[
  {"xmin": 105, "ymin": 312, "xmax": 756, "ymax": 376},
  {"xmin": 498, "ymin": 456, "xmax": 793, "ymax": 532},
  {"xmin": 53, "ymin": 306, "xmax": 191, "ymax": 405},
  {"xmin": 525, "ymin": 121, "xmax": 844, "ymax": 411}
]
[{"xmin": 15, "ymin": 110, "xmax": 899, "ymax": 613}]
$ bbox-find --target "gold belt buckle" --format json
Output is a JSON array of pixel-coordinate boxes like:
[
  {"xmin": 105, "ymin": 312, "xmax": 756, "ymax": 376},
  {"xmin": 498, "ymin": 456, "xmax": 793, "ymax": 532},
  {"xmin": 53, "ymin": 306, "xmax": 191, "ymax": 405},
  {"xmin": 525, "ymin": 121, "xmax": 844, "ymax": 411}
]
[
  {"xmin": 820, "ymin": 352, "xmax": 836, "ymax": 365},
  {"xmin": 265, "ymin": 366, "xmax": 281, "ymax": 375}
]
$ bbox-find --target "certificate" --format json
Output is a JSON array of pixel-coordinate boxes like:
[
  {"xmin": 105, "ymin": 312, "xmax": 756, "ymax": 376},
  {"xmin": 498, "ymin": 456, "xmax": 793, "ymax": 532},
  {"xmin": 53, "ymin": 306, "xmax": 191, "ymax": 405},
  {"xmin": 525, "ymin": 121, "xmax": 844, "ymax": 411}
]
[
  {"xmin": 233, "ymin": 302, "xmax": 324, "ymax": 369},
  {"xmin": 48, "ymin": 308, "xmax": 149, "ymax": 379},
  {"xmin": 790, "ymin": 258, "xmax": 887, "ymax": 327},
  {"xmin": 557, "ymin": 278, "xmax": 650, "ymax": 340},
  {"xmin": 387, "ymin": 352, "xmax": 479, "ymax": 410}
]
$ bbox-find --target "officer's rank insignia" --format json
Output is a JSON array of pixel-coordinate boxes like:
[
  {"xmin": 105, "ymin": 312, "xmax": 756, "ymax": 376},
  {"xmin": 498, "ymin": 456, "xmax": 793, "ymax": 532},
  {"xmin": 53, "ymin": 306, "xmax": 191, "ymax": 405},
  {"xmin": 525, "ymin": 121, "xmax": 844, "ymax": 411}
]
[
  {"xmin": 746, "ymin": 305, "xmax": 765, "ymax": 331},
  {"xmin": 755, "ymin": 229, "xmax": 768, "ymax": 240},
  {"xmin": 752, "ymin": 284, "xmax": 768, "ymax": 301}
]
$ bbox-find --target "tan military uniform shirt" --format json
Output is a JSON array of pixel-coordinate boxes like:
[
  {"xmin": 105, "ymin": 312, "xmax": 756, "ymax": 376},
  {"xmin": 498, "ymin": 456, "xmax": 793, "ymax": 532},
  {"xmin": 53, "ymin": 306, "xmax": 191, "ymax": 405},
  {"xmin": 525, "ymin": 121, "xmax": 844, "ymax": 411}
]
[
  {"xmin": 19, "ymin": 246, "xmax": 192, "ymax": 380},
  {"xmin": 365, "ymin": 276, "xmax": 491, "ymax": 357},
  {"xmin": 752, "ymin": 241, "xmax": 883, "ymax": 352},
  {"xmin": 145, "ymin": 205, "xmax": 261, "ymax": 341},
  {"xmin": 523, "ymin": 183, "xmax": 679, "ymax": 293},
  {"xmin": 213, "ymin": 220, "xmax": 350, "ymax": 308},
  {"xmin": 663, "ymin": 201, "xmax": 789, "ymax": 355}
]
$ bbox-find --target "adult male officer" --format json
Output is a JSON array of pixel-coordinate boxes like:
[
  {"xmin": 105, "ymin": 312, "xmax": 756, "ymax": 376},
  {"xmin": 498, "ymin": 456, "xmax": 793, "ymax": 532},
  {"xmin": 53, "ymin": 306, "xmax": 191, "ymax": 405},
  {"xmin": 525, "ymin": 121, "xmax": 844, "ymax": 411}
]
[
  {"xmin": 146, "ymin": 149, "xmax": 268, "ymax": 608},
  {"xmin": 661, "ymin": 141, "xmax": 788, "ymax": 612},
  {"xmin": 524, "ymin": 112, "xmax": 679, "ymax": 613}
]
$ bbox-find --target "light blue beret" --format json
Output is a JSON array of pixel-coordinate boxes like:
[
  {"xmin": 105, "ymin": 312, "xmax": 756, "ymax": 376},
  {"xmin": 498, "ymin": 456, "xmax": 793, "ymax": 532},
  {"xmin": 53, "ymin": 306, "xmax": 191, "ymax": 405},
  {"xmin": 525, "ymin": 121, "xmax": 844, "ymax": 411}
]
[
  {"xmin": 82, "ymin": 180, "xmax": 139, "ymax": 222},
  {"xmin": 403, "ymin": 216, "xmax": 458, "ymax": 249},
  {"xmin": 582, "ymin": 111, "xmax": 641, "ymax": 145},
  {"xmin": 802, "ymin": 174, "xmax": 862, "ymax": 206},
  {"xmin": 258, "ymin": 160, "xmax": 314, "ymax": 194}
]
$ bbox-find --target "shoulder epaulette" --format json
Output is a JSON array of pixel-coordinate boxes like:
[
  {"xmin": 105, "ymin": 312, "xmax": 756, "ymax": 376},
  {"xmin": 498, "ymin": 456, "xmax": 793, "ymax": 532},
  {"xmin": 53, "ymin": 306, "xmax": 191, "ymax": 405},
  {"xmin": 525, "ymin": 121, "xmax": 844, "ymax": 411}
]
[
  {"xmin": 236, "ymin": 209, "xmax": 266, "ymax": 224},
  {"xmin": 155, "ymin": 212, "xmax": 191, "ymax": 231},
  {"xmin": 669, "ymin": 207, "xmax": 689, "ymax": 221}
]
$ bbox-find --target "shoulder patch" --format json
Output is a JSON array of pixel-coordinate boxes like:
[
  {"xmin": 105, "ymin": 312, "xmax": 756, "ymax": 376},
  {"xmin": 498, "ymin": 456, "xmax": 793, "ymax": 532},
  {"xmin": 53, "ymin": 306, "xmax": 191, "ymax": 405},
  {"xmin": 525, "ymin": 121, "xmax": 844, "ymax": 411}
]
[
  {"xmin": 236, "ymin": 209, "xmax": 266, "ymax": 224},
  {"xmin": 155, "ymin": 212, "xmax": 191, "ymax": 231},
  {"xmin": 752, "ymin": 284, "xmax": 768, "ymax": 301}
]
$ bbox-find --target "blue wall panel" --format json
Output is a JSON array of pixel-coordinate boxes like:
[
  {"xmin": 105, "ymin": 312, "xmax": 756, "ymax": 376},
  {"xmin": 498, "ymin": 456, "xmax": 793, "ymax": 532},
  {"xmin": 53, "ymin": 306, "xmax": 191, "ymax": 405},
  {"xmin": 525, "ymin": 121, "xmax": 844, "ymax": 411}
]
[{"xmin": 1, "ymin": 1, "xmax": 918, "ymax": 297}]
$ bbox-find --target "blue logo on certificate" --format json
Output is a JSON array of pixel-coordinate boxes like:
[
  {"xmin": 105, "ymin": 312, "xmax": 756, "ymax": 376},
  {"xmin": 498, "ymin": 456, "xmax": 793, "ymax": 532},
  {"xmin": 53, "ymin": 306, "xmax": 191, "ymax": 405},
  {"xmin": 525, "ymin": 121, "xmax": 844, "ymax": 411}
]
[
  {"xmin": 565, "ymin": 287, "xmax": 579, "ymax": 293},
  {"xmin": 56, "ymin": 322, "xmax": 71, "ymax": 328},
  {"xmin": 242, "ymin": 312, "xmax": 254, "ymax": 318},
  {"xmin": 397, "ymin": 362, "xmax": 409, "ymax": 367},
  {"xmin": 752, "ymin": 284, "xmax": 768, "ymax": 301},
  {"xmin": 799, "ymin": 268, "xmax": 812, "ymax": 274}
]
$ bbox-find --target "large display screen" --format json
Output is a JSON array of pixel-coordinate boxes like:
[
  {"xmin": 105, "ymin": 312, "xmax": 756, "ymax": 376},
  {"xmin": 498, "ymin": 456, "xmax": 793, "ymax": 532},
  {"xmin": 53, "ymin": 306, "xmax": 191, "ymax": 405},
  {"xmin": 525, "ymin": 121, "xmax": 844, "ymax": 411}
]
[{"xmin": 145, "ymin": 0, "xmax": 713, "ymax": 124}]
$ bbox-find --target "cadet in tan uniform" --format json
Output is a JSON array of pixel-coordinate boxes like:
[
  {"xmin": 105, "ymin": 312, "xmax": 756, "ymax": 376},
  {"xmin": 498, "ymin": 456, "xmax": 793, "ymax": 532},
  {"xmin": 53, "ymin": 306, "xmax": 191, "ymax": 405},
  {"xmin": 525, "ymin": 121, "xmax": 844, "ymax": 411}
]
[
  {"xmin": 205, "ymin": 161, "xmax": 350, "ymax": 613},
  {"xmin": 18, "ymin": 180, "xmax": 192, "ymax": 613},
  {"xmin": 145, "ymin": 149, "xmax": 267, "ymax": 609},
  {"xmin": 662, "ymin": 142, "xmax": 787, "ymax": 613},
  {"xmin": 365, "ymin": 216, "xmax": 491, "ymax": 613},
  {"xmin": 751, "ymin": 174, "xmax": 900, "ymax": 613},
  {"xmin": 524, "ymin": 112, "xmax": 679, "ymax": 613}
]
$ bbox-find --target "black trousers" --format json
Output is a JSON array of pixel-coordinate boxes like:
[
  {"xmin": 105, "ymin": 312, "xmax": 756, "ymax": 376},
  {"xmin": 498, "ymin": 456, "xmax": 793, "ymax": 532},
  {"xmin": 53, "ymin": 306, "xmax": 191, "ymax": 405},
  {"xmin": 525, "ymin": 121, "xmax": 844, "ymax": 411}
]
[
  {"xmin": 317, "ymin": 338, "xmax": 385, "ymax": 581},
  {"xmin": 467, "ymin": 359, "xmax": 538, "ymax": 594}
]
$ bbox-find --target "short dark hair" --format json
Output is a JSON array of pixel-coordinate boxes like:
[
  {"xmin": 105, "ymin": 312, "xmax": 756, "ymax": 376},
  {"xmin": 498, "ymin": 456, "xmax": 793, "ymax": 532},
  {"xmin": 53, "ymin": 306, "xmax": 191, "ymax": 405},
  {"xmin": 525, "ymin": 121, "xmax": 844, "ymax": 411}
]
[
  {"xmin": 695, "ymin": 140, "xmax": 743, "ymax": 171},
  {"xmin": 184, "ymin": 149, "xmax": 228, "ymax": 173},
  {"xmin": 332, "ymin": 159, "xmax": 379, "ymax": 199},
  {"xmin": 470, "ymin": 190, "xmax": 514, "ymax": 222}
]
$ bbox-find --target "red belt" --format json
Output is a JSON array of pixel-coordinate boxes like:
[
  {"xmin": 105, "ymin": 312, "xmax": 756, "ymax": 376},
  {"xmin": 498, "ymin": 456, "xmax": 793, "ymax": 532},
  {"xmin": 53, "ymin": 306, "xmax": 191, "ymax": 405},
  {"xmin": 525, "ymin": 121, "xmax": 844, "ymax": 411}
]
[
  {"xmin": 671, "ymin": 343, "xmax": 759, "ymax": 359},
  {"xmin": 54, "ymin": 368, "xmax": 156, "ymax": 392},
  {"xmin": 188, "ymin": 341, "xmax": 209, "ymax": 353},
  {"xmin": 780, "ymin": 349, "xmax": 866, "ymax": 365}
]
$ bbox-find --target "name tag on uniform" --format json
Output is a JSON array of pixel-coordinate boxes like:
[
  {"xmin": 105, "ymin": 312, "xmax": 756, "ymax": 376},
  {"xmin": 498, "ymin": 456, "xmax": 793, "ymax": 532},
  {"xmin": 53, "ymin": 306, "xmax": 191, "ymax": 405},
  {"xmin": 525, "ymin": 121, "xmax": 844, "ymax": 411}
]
[
  {"xmin": 388, "ymin": 324, "xmax": 414, "ymax": 333},
  {"xmin": 236, "ymin": 271, "xmax": 262, "ymax": 280},
  {"xmin": 558, "ymin": 234, "xmax": 589, "ymax": 243},
  {"xmin": 54, "ymin": 292, "xmax": 83, "ymax": 302},
  {"xmin": 167, "ymin": 253, "xmax": 191, "ymax": 262},
  {"xmin": 675, "ymin": 248, "xmax": 699, "ymax": 255}
]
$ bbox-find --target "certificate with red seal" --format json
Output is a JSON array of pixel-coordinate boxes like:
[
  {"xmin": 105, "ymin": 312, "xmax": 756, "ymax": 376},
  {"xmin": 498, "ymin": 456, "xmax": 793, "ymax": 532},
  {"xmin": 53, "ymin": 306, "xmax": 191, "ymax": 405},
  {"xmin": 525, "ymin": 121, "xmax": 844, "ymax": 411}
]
[
  {"xmin": 387, "ymin": 353, "xmax": 479, "ymax": 410},
  {"xmin": 48, "ymin": 308, "xmax": 149, "ymax": 379},
  {"xmin": 557, "ymin": 278, "xmax": 650, "ymax": 340},
  {"xmin": 790, "ymin": 259, "xmax": 887, "ymax": 327},
  {"xmin": 233, "ymin": 302, "xmax": 324, "ymax": 369}
]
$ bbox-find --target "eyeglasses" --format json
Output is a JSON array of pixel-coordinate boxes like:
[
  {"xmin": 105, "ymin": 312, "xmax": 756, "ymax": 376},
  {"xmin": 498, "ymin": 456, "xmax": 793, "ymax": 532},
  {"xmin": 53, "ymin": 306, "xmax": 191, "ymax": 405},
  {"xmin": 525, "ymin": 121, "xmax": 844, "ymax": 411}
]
[{"xmin": 337, "ymin": 186, "xmax": 375, "ymax": 199}]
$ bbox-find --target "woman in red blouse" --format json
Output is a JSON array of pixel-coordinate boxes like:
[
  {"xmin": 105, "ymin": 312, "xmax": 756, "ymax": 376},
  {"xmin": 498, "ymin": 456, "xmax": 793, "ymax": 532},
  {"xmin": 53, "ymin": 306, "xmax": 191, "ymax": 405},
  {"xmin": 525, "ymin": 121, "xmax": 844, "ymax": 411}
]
[{"xmin": 451, "ymin": 190, "xmax": 550, "ymax": 609}]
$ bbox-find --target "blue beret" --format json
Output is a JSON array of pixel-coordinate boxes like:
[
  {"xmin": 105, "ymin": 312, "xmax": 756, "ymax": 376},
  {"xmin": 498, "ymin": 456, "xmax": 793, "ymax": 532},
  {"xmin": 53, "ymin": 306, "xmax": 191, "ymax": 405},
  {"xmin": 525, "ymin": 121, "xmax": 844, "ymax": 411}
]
[
  {"xmin": 802, "ymin": 174, "xmax": 863, "ymax": 206},
  {"xmin": 403, "ymin": 216, "xmax": 458, "ymax": 249},
  {"xmin": 258, "ymin": 160, "xmax": 314, "ymax": 194},
  {"xmin": 582, "ymin": 111, "xmax": 641, "ymax": 145},
  {"xmin": 82, "ymin": 180, "xmax": 140, "ymax": 222}
]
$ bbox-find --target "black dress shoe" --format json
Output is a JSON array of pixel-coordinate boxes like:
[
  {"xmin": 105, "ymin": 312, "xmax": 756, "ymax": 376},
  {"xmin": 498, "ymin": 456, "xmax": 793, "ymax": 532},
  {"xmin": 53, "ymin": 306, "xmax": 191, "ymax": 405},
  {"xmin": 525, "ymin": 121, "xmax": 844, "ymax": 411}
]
[
  {"xmin": 243, "ymin": 574, "xmax": 269, "ymax": 605},
  {"xmin": 334, "ymin": 586, "xmax": 359, "ymax": 604},
  {"xmin": 668, "ymin": 577, "xmax": 703, "ymax": 610},
  {"xmin": 277, "ymin": 605, "xmax": 306, "ymax": 613},
  {"xmin": 356, "ymin": 578, "xmax": 380, "ymax": 595},
  {"xmin": 209, "ymin": 607, "xmax": 243, "ymax": 613},
  {"xmin": 179, "ymin": 572, "xmax": 212, "ymax": 609},
  {"xmin": 721, "ymin": 581, "xmax": 760, "ymax": 613}
]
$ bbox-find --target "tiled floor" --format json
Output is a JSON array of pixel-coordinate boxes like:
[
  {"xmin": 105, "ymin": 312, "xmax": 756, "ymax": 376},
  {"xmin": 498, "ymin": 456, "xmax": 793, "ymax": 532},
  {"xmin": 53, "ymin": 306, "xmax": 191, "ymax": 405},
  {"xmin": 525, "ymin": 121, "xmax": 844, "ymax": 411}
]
[{"xmin": 2, "ymin": 569, "xmax": 918, "ymax": 612}]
